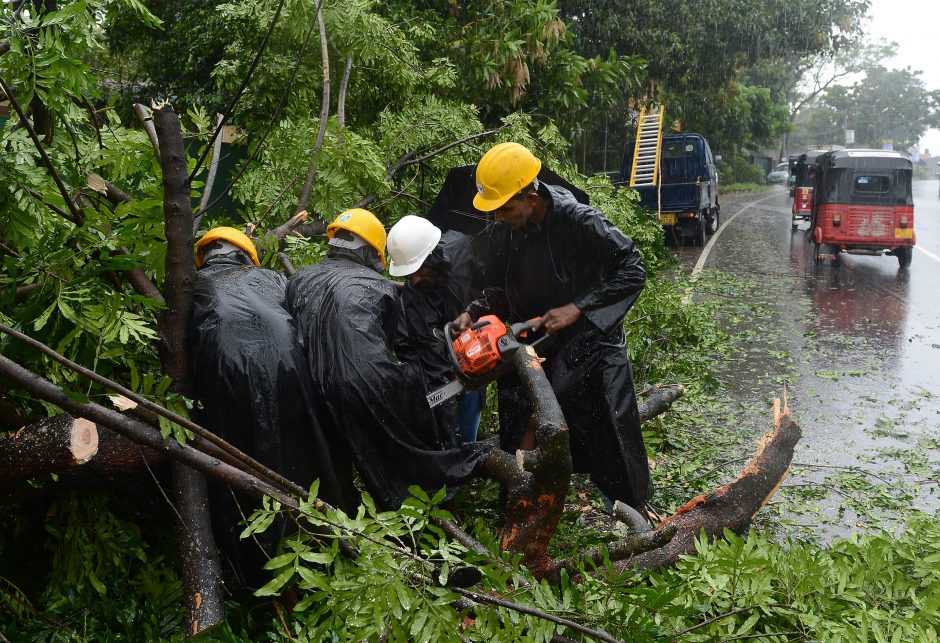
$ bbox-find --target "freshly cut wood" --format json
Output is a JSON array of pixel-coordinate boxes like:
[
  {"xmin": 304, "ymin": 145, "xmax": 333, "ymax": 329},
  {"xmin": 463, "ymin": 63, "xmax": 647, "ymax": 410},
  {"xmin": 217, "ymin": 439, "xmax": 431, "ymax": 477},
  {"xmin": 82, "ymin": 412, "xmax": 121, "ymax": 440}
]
[
  {"xmin": 0, "ymin": 413, "xmax": 169, "ymax": 500},
  {"xmin": 0, "ymin": 415, "xmax": 98, "ymax": 484},
  {"xmin": 492, "ymin": 346, "xmax": 572, "ymax": 579},
  {"xmin": 620, "ymin": 399, "xmax": 802, "ymax": 572}
]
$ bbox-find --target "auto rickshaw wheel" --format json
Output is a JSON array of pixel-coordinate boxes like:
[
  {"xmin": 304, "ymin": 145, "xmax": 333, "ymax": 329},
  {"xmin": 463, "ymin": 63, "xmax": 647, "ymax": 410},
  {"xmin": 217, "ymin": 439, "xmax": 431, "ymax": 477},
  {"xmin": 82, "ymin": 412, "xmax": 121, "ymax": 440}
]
[{"xmin": 896, "ymin": 246, "xmax": 913, "ymax": 268}]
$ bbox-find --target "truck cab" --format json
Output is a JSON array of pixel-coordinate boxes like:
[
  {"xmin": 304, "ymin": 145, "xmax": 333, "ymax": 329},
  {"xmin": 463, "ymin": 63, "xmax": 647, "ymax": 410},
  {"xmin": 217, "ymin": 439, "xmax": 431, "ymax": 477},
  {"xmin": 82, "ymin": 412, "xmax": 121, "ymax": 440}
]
[{"xmin": 621, "ymin": 133, "xmax": 720, "ymax": 246}]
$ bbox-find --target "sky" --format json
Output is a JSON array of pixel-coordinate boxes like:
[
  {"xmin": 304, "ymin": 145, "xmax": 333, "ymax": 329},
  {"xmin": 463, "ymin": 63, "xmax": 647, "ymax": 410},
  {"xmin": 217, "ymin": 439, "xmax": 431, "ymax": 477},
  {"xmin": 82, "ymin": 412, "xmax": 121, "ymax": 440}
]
[{"xmin": 865, "ymin": 0, "xmax": 940, "ymax": 154}]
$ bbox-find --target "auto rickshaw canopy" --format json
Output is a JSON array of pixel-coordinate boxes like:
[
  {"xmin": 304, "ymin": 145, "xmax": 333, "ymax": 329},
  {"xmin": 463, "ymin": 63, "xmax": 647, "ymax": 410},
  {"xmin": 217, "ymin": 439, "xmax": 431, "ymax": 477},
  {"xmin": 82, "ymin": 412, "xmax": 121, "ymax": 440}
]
[{"xmin": 813, "ymin": 149, "xmax": 913, "ymax": 207}]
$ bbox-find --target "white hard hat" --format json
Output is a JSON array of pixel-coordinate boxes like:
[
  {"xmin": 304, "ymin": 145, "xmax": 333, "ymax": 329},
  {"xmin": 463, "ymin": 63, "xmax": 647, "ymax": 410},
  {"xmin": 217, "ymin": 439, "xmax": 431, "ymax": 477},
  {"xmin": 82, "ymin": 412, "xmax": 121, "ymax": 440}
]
[{"xmin": 386, "ymin": 215, "xmax": 442, "ymax": 277}]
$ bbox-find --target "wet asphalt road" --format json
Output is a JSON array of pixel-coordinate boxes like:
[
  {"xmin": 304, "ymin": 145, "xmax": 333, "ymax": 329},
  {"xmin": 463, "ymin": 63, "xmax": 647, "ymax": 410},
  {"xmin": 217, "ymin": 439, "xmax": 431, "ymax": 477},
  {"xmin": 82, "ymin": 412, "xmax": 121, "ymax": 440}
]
[{"xmin": 676, "ymin": 181, "xmax": 940, "ymax": 533}]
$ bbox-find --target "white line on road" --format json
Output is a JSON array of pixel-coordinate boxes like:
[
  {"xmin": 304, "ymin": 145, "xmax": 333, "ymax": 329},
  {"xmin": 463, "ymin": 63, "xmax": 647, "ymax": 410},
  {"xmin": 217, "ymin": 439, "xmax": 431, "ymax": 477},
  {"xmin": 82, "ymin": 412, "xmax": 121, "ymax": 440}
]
[
  {"xmin": 690, "ymin": 191, "xmax": 784, "ymax": 279},
  {"xmin": 914, "ymin": 244, "xmax": 940, "ymax": 265}
]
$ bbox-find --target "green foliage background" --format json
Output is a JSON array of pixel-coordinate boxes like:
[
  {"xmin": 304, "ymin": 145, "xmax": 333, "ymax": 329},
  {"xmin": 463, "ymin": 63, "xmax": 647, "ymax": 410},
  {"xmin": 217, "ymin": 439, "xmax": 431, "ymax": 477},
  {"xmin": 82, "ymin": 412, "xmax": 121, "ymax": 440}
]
[{"xmin": 5, "ymin": 0, "xmax": 935, "ymax": 641}]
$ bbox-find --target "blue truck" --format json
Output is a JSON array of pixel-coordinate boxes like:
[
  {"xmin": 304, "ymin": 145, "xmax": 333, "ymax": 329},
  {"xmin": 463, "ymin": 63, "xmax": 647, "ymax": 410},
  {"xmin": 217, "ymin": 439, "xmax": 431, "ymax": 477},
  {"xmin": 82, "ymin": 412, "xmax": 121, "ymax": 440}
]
[{"xmin": 621, "ymin": 133, "xmax": 721, "ymax": 246}]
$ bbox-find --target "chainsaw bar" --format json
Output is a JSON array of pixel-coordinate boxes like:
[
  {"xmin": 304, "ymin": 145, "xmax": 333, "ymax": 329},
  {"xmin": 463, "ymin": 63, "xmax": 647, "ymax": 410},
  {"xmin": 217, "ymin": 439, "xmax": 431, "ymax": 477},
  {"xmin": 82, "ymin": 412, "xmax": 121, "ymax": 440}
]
[
  {"xmin": 426, "ymin": 379, "xmax": 466, "ymax": 408},
  {"xmin": 425, "ymin": 330, "xmax": 553, "ymax": 408}
]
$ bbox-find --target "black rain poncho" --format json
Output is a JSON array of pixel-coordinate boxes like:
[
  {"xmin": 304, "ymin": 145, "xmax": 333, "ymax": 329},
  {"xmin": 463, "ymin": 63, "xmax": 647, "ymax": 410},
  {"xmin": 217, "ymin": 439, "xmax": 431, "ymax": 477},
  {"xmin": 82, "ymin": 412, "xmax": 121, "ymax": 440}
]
[
  {"xmin": 394, "ymin": 231, "xmax": 482, "ymax": 446},
  {"xmin": 286, "ymin": 249, "xmax": 494, "ymax": 511},
  {"xmin": 190, "ymin": 255, "xmax": 357, "ymax": 587},
  {"xmin": 466, "ymin": 183, "xmax": 652, "ymax": 508}
]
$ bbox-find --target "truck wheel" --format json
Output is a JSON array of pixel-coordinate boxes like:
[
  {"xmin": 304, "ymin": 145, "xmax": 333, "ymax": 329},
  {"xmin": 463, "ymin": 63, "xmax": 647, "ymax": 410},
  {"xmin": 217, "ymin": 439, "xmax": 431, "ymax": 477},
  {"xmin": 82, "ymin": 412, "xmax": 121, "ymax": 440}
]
[
  {"xmin": 896, "ymin": 246, "xmax": 912, "ymax": 268},
  {"xmin": 695, "ymin": 215, "xmax": 706, "ymax": 247},
  {"xmin": 706, "ymin": 207, "xmax": 720, "ymax": 235}
]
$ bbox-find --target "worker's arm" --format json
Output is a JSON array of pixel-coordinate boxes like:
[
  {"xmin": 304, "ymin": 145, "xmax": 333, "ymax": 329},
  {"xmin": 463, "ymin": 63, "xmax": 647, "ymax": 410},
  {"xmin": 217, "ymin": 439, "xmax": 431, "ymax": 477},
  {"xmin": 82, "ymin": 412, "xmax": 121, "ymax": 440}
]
[
  {"xmin": 453, "ymin": 285, "xmax": 509, "ymax": 331},
  {"xmin": 569, "ymin": 206, "xmax": 646, "ymax": 322}
]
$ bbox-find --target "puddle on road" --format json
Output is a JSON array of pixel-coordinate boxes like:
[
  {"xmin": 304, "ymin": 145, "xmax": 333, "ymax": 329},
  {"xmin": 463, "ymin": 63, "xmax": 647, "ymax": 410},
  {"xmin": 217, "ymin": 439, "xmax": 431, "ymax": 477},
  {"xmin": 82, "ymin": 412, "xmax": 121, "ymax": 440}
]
[{"xmin": 670, "ymin": 188, "xmax": 940, "ymax": 541}]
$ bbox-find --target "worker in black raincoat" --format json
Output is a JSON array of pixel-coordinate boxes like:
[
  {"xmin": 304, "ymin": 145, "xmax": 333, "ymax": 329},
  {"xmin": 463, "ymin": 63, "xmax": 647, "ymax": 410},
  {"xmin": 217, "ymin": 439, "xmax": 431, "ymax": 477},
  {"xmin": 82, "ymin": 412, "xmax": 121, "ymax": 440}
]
[
  {"xmin": 190, "ymin": 227, "xmax": 357, "ymax": 589},
  {"xmin": 388, "ymin": 216, "xmax": 484, "ymax": 444},
  {"xmin": 286, "ymin": 209, "xmax": 493, "ymax": 511},
  {"xmin": 454, "ymin": 142, "xmax": 651, "ymax": 510}
]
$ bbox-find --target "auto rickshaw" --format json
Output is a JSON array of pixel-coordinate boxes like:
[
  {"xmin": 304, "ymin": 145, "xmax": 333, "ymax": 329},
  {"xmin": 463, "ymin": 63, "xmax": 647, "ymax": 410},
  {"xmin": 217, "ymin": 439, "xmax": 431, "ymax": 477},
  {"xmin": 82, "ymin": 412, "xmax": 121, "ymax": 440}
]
[
  {"xmin": 790, "ymin": 151, "xmax": 823, "ymax": 228},
  {"xmin": 809, "ymin": 149, "xmax": 915, "ymax": 267}
]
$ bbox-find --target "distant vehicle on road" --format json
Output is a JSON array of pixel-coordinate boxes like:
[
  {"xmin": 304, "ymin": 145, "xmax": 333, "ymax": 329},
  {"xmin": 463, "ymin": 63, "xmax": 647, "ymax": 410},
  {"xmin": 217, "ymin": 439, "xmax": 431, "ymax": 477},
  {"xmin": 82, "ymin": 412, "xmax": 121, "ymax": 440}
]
[
  {"xmin": 766, "ymin": 162, "xmax": 789, "ymax": 184},
  {"xmin": 790, "ymin": 151, "xmax": 825, "ymax": 227},
  {"xmin": 621, "ymin": 133, "xmax": 721, "ymax": 246},
  {"xmin": 809, "ymin": 149, "xmax": 915, "ymax": 267}
]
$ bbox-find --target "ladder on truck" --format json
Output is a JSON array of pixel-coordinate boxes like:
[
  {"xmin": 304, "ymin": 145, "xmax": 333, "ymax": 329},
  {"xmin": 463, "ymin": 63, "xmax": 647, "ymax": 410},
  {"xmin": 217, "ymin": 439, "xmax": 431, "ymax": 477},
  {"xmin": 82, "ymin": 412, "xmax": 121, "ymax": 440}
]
[{"xmin": 628, "ymin": 105, "xmax": 665, "ymax": 189}]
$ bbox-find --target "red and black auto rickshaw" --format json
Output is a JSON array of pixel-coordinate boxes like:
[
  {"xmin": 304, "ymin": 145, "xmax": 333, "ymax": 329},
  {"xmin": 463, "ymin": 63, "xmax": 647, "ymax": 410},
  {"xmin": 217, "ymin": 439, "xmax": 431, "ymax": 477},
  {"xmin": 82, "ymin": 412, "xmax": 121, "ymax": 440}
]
[
  {"xmin": 809, "ymin": 149, "xmax": 915, "ymax": 267},
  {"xmin": 790, "ymin": 151, "xmax": 823, "ymax": 228}
]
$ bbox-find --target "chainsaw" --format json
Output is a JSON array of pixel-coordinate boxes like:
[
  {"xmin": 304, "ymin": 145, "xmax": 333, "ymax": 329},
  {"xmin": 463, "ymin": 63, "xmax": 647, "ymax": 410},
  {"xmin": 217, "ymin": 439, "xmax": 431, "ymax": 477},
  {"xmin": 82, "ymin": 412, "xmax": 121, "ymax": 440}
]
[{"xmin": 425, "ymin": 314, "xmax": 552, "ymax": 408}]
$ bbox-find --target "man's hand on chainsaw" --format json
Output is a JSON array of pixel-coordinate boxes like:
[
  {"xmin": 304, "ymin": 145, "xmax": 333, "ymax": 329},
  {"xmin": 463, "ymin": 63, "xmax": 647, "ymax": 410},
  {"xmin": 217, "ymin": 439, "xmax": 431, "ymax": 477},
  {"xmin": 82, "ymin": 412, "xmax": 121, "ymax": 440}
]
[
  {"xmin": 452, "ymin": 312, "xmax": 473, "ymax": 335},
  {"xmin": 534, "ymin": 303, "xmax": 581, "ymax": 334}
]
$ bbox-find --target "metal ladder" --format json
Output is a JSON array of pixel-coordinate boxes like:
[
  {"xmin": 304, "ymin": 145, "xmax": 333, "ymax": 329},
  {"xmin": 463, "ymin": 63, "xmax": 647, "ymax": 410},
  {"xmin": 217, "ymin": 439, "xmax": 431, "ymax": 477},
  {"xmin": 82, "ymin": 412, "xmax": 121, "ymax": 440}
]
[{"xmin": 628, "ymin": 105, "xmax": 664, "ymax": 188}]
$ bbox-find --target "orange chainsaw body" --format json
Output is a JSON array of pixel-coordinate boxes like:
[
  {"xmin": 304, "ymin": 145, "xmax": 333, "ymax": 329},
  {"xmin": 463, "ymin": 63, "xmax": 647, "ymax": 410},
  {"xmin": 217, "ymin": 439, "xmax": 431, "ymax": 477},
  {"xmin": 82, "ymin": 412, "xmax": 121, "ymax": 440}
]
[{"xmin": 452, "ymin": 315, "xmax": 507, "ymax": 376}]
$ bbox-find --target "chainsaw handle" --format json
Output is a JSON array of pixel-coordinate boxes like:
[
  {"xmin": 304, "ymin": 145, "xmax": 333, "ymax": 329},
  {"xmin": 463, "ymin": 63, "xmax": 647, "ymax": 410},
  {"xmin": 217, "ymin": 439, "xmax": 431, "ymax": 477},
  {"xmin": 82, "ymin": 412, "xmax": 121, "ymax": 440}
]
[
  {"xmin": 442, "ymin": 321, "xmax": 463, "ymax": 379},
  {"xmin": 510, "ymin": 316, "xmax": 542, "ymax": 339}
]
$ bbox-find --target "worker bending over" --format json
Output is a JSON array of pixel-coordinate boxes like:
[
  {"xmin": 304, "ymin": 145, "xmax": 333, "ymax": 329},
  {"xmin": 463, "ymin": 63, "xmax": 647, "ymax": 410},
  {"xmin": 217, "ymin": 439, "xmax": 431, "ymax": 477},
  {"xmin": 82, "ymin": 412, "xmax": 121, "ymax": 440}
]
[
  {"xmin": 388, "ymin": 216, "xmax": 484, "ymax": 444},
  {"xmin": 454, "ymin": 142, "xmax": 651, "ymax": 510},
  {"xmin": 190, "ymin": 227, "xmax": 356, "ymax": 589},
  {"xmin": 287, "ymin": 210, "xmax": 493, "ymax": 511}
]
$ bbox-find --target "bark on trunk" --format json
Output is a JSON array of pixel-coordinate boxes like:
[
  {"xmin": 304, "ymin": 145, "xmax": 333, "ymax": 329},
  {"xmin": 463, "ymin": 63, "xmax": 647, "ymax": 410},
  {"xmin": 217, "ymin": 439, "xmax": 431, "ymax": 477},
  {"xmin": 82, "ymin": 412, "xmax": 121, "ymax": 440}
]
[
  {"xmin": 154, "ymin": 104, "xmax": 223, "ymax": 633},
  {"xmin": 619, "ymin": 401, "xmax": 802, "ymax": 572},
  {"xmin": 0, "ymin": 355, "xmax": 297, "ymax": 512},
  {"xmin": 0, "ymin": 413, "xmax": 167, "ymax": 501},
  {"xmin": 133, "ymin": 103, "xmax": 161, "ymax": 157},
  {"xmin": 154, "ymin": 105, "xmax": 195, "ymax": 394},
  {"xmin": 494, "ymin": 345, "xmax": 572, "ymax": 579},
  {"xmin": 0, "ymin": 415, "xmax": 98, "ymax": 483},
  {"xmin": 174, "ymin": 464, "xmax": 224, "ymax": 635}
]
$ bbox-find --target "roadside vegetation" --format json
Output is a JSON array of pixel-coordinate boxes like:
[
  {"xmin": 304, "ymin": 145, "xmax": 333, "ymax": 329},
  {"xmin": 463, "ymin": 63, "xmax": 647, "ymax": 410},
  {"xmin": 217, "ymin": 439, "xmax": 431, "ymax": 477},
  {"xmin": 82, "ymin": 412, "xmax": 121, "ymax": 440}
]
[{"xmin": 2, "ymin": 1, "xmax": 938, "ymax": 640}]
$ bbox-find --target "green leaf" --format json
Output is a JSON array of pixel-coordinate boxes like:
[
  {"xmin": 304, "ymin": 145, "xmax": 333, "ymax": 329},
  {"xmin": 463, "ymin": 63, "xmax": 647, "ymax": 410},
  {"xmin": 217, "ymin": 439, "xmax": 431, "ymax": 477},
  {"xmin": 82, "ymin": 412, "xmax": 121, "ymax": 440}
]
[{"xmin": 254, "ymin": 567, "xmax": 294, "ymax": 597}]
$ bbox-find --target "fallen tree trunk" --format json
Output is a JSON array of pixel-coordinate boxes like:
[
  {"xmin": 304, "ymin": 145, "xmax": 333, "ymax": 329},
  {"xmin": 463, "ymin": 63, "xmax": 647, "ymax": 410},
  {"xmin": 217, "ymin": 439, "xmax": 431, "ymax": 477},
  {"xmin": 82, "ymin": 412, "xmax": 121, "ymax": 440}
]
[
  {"xmin": 0, "ymin": 415, "xmax": 98, "ymax": 484},
  {"xmin": 619, "ymin": 400, "xmax": 801, "ymax": 572},
  {"xmin": 495, "ymin": 345, "xmax": 573, "ymax": 579},
  {"xmin": 0, "ymin": 413, "xmax": 168, "ymax": 490}
]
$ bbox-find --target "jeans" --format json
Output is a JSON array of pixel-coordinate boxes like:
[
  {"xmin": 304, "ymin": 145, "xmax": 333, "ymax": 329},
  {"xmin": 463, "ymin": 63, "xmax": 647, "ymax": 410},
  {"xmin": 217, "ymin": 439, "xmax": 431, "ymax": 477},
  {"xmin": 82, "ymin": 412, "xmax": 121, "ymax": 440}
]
[{"xmin": 456, "ymin": 390, "xmax": 484, "ymax": 443}]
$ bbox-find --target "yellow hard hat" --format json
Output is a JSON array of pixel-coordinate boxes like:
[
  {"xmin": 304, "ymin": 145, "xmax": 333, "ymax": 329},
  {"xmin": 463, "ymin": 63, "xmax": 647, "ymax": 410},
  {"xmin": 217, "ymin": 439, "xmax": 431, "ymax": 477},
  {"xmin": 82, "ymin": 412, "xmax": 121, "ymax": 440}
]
[
  {"xmin": 472, "ymin": 142, "xmax": 542, "ymax": 212},
  {"xmin": 326, "ymin": 208, "xmax": 387, "ymax": 266},
  {"xmin": 194, "ymin": 226, "xmax": 260, "ymax": 268}
]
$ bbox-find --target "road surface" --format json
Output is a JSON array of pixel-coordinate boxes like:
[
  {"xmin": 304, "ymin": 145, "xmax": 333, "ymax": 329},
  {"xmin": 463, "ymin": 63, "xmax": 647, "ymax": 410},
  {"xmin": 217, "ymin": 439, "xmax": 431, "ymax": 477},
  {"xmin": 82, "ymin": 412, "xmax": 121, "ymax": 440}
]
[{"xmin": 679, "ymin": 181, "xmax": 940, "ymax": 535}]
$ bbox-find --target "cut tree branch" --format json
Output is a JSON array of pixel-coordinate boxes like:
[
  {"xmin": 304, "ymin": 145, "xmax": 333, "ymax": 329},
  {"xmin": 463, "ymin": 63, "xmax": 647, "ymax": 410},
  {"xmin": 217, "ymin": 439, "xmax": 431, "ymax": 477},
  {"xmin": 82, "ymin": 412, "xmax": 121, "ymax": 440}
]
[
  {"xmin": 294, "ymin": 0, "xmax": 330, "ymax": 215},
  {"xmin": 0, "ymin": 413, "xmax": 167, "ymax": 500},
  {"xmin": 194, "ymin": 113, "xmax": 225, "ymax": 233},
  {"xmin": 498, "ymin": 345, "xmax": 572, "ymax": 579},
  {"xmin": 337, "ymin": 56, "xmax": 353, "ymax": 144},
  {"xmin": 638, "ymin": 384, "xmax": 685, "ymax": 423},
  {"xmin": 0, "ymin": 415, "xmax": 98, "ymax": 484},
  {"xmin": 0, "ymin": 323, "xmax": 301, "ymax": 496},
  {"xmin": 133, "ymin": 103, "xmax": 161, "ymax": 157},
  {"xmin": 619, "ymin": 400, "xmax": 802, "ymax": 572}
]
